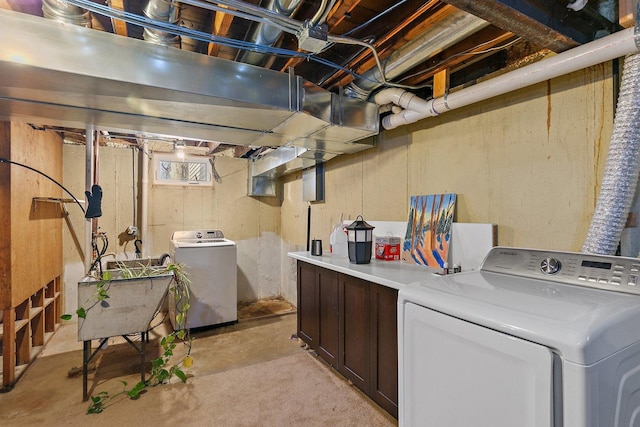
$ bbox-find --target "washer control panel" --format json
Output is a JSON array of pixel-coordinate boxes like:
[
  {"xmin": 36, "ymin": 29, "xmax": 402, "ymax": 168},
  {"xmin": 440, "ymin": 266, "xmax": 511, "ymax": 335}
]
[
  {"xmin": 171, "ymin": 229, "xmax": 225, "ymax": 241},
  {"xmin": 481, "ymin": 247, "xmax": 640, "ymax": 295}
]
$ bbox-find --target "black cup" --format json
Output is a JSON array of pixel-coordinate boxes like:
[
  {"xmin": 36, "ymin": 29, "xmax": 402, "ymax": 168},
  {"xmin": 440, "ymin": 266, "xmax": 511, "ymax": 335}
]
[{"xmin": 311, "ymin": 239, "xmax": 322, "ymax": 256}]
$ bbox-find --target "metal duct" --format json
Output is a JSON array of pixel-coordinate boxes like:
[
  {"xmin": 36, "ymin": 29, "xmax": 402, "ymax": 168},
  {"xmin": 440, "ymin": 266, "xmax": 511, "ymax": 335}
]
[
  {"xmin": 143, "ymin": 0, "xmax": 181, "ymax": 48},
  {"xmin": 0, "ymin": 9, "xmax": 378, "ymax": 154},
  {"xmin": 238, "ymin": 0, "xmax": 303, "ymax": 66},
  {"xmin": 42, "ymin": 0, "xmax": 91, "ymax": 27},
  {"xmin": 582, "ymin": 52, "xmax": 640, "ymax": 255},
  {"xmin": 345, "ymin": 9, "xmax": 489, "ymax": 100}
]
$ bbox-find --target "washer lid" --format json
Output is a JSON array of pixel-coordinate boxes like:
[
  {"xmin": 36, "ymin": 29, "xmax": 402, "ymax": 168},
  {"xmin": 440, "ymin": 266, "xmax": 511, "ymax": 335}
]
[
  {"xmin": 172, "ymin": 238, "xmax": 235, "ymax": 248},
  {"xmin": 399, "ymin": 269, "xmax": 640, "ymax": 365}
]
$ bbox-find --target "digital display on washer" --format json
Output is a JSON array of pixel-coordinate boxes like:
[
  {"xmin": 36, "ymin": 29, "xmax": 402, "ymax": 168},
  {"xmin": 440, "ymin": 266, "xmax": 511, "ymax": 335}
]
[{"xmin": 581, "ymin": 260, "xmax": 612, "ymax": 270}]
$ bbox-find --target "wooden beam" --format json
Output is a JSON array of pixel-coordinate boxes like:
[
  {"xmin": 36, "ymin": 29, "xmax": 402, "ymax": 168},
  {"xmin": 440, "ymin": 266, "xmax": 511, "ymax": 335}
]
[
  {"xmin": 326, "ymin": 0, "xmax": 363, "ymax": 29},
  {"xmin": 307, "ymin": 0, "xmax": 443, "ymax": 89},
  {"xmin": 0, "ymin": 122, "xmax": 10, "ymax": 309},
  {"xmin": 3, "ymin": 308, "xmax": 16, "ymax": 387},
  {"xmin": 108, "ymin": 0, "xmax": 128, "ymax": 36},
  {"xmin": 391, "ymin": 29, "xmax": 515, "ymax": 88},
  {"xmin": 442, "ymin": 0, "xmax": 580, "ymax": 51},
  {"xmin": 433, "ymin": 69, "xmax": 449, "ymax": 98},
  {"xmin": 208, "ymin": 9, "xmax": 235, "ymax": 57},
  {"xmin": 620, "ymin": 0, "xmax": 639, "ymax": 28}
]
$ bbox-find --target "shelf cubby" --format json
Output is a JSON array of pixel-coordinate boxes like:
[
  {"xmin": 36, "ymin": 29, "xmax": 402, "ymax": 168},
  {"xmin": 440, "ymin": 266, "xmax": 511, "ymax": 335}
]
[{"xmin": 1, "ymin": 277, "xmax": 63, "ymax": 388}]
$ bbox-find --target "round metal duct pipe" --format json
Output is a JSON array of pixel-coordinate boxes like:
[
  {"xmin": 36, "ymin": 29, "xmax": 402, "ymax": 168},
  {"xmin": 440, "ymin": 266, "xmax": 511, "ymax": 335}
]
[
  {"xmin": 238, "ymin": 0, "xmax": 304, "ymax": 66},
  {"xmin": 345, "ymin": 9, "xmax": 489, "ymax": 100},
  {"xmin": 42, "ymin": 0, "xmax": 91, "ymax": 27},
  {"xmin": 143, "ymin": 0, "xmax": 181, "ymax": 48}
]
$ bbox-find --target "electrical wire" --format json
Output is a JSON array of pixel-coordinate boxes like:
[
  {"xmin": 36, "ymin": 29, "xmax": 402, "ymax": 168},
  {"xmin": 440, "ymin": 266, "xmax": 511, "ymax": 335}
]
[
  {"xmin": 343, "ymin": 0, "xmax": 412, "ymax": 37},
  {"xmin": 311, "ymin": 0, "xmax": 337, "ymax": 26},
  {"xmin": 192, "ymin": 0, "xmax": 302, "ymax": 30},
  {"xmin": 66, "ymin": 0, "xmax": 460, "ymax": 92},
  {"xmin": 179, "ymin": 0, "xmax": 300, "ymax": 33},
  {"xmin": 89, "ymin": 232, "xmax": 109, "ymax": 277},
  {"xmin": 397, "ymin": 37, "xmax": 523, "ymax": 87},
  {"xmin": 328, "ymin": 34, "xmax": 416, "ymax": 89},
  {"xmin": 63, "ymin": 0, "xmax": 388, "ymax": 86},
  {"xmin": 275, "ymin": 0, "xmax": 303, "ymax": 15},
  {"xmin": 66, "ymin": 0, "xmax": 304, "ymax": 55},
  {"xmin": 0, "ymin": 157, "xmax": 86, "ymax": 214}
]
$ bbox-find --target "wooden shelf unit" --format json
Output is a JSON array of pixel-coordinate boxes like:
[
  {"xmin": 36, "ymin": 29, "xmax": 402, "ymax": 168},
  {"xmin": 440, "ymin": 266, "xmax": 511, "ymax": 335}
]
[
  {"xmin": 2, "ymin": 276, "xmax": 62, "ymax": 388},
  {"xmin": 1, "ymin": 122, "xmax": 65, "ymax": 390}
]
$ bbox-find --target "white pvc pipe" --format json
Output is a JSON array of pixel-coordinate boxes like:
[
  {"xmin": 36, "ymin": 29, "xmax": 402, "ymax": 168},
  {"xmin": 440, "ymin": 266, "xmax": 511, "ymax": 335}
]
[{"xmin": 377, "ymin": 26, "xmax": 640, "ymax": 130}]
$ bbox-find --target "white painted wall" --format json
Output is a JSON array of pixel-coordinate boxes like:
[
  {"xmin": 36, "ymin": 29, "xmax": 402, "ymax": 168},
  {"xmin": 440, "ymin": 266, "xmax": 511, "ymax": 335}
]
[
  {"xmin": 62, "ymin": 62, "xmax": 615, "ymax": 312},
  {"xmin": 281, "ymin": 63, "xmax": 614, "ymax": 298},
  {"xmin": 61, "ymin": 146, "xmax": 283, "ymax": 314}
]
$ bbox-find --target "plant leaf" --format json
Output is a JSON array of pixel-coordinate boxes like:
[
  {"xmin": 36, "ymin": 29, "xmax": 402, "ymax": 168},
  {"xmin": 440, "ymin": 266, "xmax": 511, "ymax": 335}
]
[
  {"xmin": 182, "ymin": 355, "xmax": 193, "ymax": 368},
  {"xmin": 174, "ymin": 369, "xmax": 187, "ymax": 382},
  {"xmin": 127, "ymin": 381, "xmax": 146, "ymax": 399},
  {"xmin": 60, "ymin": 314, "xmax": 72, "ymax": 320},
  {"xmin": 76, "ymin": 307, "xmax": 86, "ymax": 319}
]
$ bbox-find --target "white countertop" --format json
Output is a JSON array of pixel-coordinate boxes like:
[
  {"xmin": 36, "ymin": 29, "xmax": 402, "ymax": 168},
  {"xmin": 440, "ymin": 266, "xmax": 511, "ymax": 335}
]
[{"xmin": 288, "ymin": 251, "xmax": 438, "ymax": 291}]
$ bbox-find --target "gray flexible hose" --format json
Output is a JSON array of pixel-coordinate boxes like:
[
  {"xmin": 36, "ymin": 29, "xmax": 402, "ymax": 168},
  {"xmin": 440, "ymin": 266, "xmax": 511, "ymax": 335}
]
[{"xmin": 583, "ymin": 52, "xmax": 640, "ymax": 254}]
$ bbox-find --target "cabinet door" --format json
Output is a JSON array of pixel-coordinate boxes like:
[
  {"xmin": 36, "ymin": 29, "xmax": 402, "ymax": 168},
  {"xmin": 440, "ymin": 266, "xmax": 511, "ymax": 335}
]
[
  {"xmin": 370, "ymin": 284, "xmax": 398, "ymax": 417},
  {"xmin": 339, "ymin": 274, "xmax": 370, "ymax": 393},
  {"xmin": 297, "ymin": 261, "xmax": 318, "ymax": 346},
  {"xmin": 317, "ymin": 268, "xmax": 339, "ymax": 367}
]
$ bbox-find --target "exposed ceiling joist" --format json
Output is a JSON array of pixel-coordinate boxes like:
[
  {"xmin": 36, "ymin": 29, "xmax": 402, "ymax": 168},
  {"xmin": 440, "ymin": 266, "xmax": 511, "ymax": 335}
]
[
  {"xmin": 442, "ymin": 0, "xmax": 618, "ymax": 52},
  {"xmin": 0, "ymin": 0, "xmax": 628, "ymax": 174},
  {"xmin": 209, "ymin": 7, "xmax": 234, "ymax": 57},
  {"xmin": 108, "ymin": 0, "xmax": 128, "ymax": 36}
]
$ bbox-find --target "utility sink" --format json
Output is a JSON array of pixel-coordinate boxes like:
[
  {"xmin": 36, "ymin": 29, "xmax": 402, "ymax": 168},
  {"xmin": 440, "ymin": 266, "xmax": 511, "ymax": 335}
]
[{"xmin": 77, "ymin": 268, "xmax": 173, "ymax": 341}]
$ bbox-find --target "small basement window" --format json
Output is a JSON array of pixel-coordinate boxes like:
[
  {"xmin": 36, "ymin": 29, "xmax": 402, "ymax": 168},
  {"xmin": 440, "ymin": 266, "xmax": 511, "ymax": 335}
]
[{"xmin": 153, "ymin": 153, "xmax": 213, "ymax": 187}]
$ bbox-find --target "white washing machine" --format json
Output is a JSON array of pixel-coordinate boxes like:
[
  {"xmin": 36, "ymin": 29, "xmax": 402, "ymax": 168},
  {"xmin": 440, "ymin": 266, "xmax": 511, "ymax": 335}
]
[
  {"xmin": 398, "ymin": 247, "xmax": 640, "ymax": 427},
  {"xmin": 169, "ymin": 230, "xmax": 237, "ymax": 329}
]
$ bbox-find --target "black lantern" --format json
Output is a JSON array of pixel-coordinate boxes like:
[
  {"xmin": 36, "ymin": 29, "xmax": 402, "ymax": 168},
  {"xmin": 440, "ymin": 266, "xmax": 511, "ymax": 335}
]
[{"xmin": 345, "ymin": 216, "xmax": 375, "ymax": 264}]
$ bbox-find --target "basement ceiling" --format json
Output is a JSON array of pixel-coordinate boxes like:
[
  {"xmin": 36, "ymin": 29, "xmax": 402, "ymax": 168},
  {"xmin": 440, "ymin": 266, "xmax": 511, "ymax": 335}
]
[{"xmin": 0, "ymin": 0, "xmax": 624, "ymax": 160}]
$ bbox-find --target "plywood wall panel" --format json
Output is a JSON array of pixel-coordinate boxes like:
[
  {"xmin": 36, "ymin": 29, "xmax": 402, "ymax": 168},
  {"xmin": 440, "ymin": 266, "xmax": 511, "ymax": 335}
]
[
  {"xmin": 10, "ymin": 123, "xmax": 62, "ymax": 307},
  {"xmin": 97, "ymin": 145, "xmax": 134, "ymax": 248},
  {"xmin": 0, "ymin": 122, "xmax": 11, "ymax": 309}
]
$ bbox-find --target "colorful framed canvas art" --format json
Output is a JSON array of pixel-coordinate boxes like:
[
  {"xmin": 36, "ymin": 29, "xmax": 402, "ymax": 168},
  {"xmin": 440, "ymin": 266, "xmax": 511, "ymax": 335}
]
[{"xmin": 402, "ymin": 194, "xmax": 456, "ymax": 268}]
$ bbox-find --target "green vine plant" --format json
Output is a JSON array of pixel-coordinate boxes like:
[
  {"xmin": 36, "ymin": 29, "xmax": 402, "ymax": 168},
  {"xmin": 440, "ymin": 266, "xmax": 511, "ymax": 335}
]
[{"xmin": 62, "ymin": 261, "xmax": 193, "ymax": 414}]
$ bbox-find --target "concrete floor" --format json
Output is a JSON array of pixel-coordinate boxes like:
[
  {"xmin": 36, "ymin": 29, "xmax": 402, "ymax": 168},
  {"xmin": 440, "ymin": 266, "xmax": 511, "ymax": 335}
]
[
  {"xmin": 48, "ymin": 297, "xmax": 302, "ymax": 388},
  {"xmin": 0, "ymin": 299, "xmax": 396, "ymax": 425}
]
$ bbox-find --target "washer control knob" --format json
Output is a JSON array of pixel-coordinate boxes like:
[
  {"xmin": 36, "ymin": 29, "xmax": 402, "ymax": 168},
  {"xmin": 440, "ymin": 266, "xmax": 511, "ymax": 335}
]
[{"xmin": 541, "ymin": 258, "xmax": 562, "ymax": 275}]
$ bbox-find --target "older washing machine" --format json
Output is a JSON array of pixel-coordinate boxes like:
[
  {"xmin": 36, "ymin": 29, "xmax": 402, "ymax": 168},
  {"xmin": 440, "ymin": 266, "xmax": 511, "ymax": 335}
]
[
  {"xmin": 398, "ymin": 247, "xmax": 640, "ymax": 427},
  {"xmin": 169, "ymin": 230, "xmax": 237, "ymax": 329}
]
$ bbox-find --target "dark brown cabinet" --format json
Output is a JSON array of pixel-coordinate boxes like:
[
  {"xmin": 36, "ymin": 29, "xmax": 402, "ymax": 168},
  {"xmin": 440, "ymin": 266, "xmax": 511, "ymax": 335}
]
[
  {"xmin": 369, "ymin": 283, "xmax": 399, "ymax": 416},
  {"xmin": 317, "ymin": 267, "xmax": 339, "ymax": 366},
  {"xmin": 297, "ymin": 261, "xmax": 398, "ymax": 418},
  {"xmin": 339, "ymin": 275, "xmax": 371, "ymax": 392},
  {"xmin": 297, "ymin": 261, "xmax": 318, "ymax": 346},
  {"xmin": 297, "ymin": 261, "xmax": 339, "ymax": 367}
]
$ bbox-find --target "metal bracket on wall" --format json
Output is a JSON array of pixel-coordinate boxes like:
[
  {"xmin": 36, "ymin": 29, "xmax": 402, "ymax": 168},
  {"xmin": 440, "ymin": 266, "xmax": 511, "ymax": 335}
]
[{"xmin": 32, "ymin": 197, "xmax": 85, "ymax": 263}]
